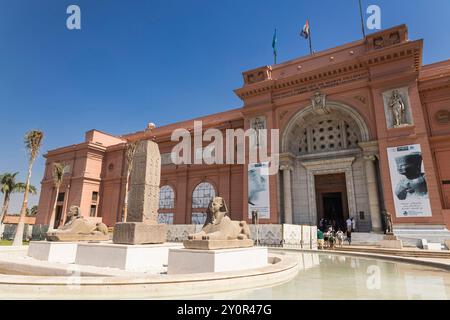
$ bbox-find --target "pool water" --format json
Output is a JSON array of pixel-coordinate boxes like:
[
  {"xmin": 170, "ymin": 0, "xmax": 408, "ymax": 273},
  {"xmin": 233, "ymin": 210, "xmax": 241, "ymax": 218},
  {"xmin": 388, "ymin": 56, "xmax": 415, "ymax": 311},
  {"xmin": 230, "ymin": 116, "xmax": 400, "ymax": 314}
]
[{"xmin": 191, "ymin": 252, "xmax": 450, "ymax": 300}]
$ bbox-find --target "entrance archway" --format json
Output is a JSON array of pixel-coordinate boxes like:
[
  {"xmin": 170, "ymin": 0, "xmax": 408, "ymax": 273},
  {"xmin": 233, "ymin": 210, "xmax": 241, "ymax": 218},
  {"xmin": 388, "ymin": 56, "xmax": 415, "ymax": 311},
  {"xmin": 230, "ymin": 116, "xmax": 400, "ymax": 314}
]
[
  {"xmin": 315, "ymin": 173, "xmax": 349, "ymax": 230},
  {"xmin": 280, "ymin": 101, "xmax": 378, "ymax": 232}
]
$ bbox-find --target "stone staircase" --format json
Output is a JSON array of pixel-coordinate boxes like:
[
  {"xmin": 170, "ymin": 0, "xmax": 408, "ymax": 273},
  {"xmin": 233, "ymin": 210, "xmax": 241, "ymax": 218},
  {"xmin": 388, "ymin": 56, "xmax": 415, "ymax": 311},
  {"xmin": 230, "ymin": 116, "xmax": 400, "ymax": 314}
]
[
  {"xmin": 349, "ymin": 232, "xmax": 385, "ymax": 245},
  {"xmin": 393, "ymin": 225, "xmax": 450, "ymax": 248},
  {"xmin": 334, "ymin": 245, "xmax": 450, "ymax": 259},
  {"xmin": 349, "ymin": 231, "xmax": 450, "ymax": 248}
]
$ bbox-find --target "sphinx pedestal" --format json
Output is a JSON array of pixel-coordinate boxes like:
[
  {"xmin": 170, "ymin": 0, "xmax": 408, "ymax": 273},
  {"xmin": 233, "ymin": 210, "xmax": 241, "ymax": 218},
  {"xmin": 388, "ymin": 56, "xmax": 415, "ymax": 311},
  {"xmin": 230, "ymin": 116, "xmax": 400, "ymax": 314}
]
[
  {"xmin": 167, "ymin": 247, "xmax": 268, "ymax": 275},
  {"xmin": 28, "ymin": 241, "xmax": 78, "ymax": 264},
  {"xmin": 379, "ymin": 234, "xmax": 403, "ymax": 249},
  {"xmin": 75, "ymin": 242, "xmax": 182, "ymax": 272}
]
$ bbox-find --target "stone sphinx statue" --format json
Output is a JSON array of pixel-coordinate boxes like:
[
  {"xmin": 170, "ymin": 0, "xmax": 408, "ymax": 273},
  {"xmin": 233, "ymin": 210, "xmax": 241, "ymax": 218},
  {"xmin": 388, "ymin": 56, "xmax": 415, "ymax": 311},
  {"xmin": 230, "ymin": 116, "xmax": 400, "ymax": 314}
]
[
  {"xmin": 184, "ymin": 197, "xmax": 253, "ymax": 250},
  {"xmin": 46, "ymin": 206, "xmax": 109, "ymax": 242}
]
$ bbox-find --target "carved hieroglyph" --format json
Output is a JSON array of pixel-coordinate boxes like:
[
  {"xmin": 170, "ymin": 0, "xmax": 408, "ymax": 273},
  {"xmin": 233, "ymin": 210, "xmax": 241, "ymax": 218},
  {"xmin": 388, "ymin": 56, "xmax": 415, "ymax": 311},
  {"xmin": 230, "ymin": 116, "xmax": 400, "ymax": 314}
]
[{"xmin": 127, "ymin": 140, "xmax": 161, "ymax": 224}]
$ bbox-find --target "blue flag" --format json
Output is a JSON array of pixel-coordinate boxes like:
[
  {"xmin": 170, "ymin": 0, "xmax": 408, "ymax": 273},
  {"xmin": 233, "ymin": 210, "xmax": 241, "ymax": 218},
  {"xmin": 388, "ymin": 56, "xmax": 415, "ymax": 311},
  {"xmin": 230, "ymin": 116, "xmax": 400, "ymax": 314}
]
[{"xmin": 272, "ymin": 28, "xmax": 277, "ymax": 64}]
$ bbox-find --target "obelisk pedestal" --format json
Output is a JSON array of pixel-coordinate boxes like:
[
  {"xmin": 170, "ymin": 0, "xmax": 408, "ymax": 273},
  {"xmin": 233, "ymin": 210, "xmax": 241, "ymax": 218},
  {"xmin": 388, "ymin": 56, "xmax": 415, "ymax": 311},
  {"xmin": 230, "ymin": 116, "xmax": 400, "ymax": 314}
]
[{"xmin": 113, "ymin": 140, "xmax": 167, "ymax": 245}]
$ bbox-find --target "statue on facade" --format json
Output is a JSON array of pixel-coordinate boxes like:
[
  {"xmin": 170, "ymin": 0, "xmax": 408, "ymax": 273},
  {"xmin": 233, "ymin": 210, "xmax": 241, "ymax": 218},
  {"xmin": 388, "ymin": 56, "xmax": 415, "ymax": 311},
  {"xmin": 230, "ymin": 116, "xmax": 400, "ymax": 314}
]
[
  {"xmin": 250, "ymin": 117, "xmax": 266, "ymax": 148},
  {"xmin": 46, "ymin": 205, "xmax": 109, "ymax": 242},
  {"xmin": 388, "ymin": 90, "xmax": 406, "ymax": 126},
  {"xmin": 311, "ymin": 91, "xmax": 330, "ymax": 115},
  {"xmin": 394, "ymin": 152, "xmax": 428, "ymax": 200},
  {"xmin": 184, "ymin": 197, "xmax": 253, "ymax": 249},
  {"xmin": 382, "ymin": 210, "xmax": 394, "ymax": 235}
]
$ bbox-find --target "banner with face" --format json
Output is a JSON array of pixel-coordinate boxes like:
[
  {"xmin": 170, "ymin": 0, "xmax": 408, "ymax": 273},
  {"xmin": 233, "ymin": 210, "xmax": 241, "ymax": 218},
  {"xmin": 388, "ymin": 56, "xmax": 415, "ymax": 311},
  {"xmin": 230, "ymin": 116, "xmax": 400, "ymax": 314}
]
[
  {"xmin": 387, "ymin": 144, "xmax": 431, "ymax": 217},
  {"xmin": 248, "ymin": 162, "xmax": 270, "ymax": 219}
]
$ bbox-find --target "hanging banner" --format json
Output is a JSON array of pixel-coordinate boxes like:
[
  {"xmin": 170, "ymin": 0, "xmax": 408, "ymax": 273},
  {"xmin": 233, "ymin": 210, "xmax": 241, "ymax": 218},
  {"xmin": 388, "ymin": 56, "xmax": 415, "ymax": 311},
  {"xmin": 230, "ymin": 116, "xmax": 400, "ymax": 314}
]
[
  {"xmin": 248, "ymin": 162, "xmax": 270, "ymax": 219},
  {"xmin": 387, "ymin": 144, "xmax": 431, "ymax": 217}
]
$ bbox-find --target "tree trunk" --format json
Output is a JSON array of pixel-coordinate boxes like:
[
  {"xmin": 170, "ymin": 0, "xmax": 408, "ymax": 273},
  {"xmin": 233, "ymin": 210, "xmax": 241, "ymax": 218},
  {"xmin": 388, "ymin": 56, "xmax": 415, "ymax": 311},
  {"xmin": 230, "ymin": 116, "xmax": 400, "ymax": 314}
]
[
  {"xmin": 122, "ymin": 172, "xmax": 130, "ymax": 222},
  {"xmin": 0, "ymin": 193, "xmax": 10, "ymax": 224},
  {"xmin": 47, "ymin": 185, "xmax": 60, "ymax": 232},
  {"xmin": 12, "ymin": 164, "xmax": 33, "ymax": 246}
]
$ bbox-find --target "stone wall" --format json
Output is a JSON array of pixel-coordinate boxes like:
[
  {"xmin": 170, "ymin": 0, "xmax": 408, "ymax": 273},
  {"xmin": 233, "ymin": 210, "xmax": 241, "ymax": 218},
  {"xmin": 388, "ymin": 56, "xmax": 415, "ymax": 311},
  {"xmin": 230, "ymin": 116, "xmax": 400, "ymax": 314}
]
[
  {"xmin": 167, "ymin": 224, "xmax": 317, "ymax": 248},
  {"xmin": 30, "ymin": 223, "xmax": 318, "ymax": 248}
]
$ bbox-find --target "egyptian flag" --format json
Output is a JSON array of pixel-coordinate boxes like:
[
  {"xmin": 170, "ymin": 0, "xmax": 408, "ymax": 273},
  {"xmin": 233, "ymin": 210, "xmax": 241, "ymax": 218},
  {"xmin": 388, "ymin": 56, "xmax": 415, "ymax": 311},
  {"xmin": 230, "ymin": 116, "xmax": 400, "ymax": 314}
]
[{"xmin": 300, "ymin": 20, "xmax": 310, "ymax": 39}]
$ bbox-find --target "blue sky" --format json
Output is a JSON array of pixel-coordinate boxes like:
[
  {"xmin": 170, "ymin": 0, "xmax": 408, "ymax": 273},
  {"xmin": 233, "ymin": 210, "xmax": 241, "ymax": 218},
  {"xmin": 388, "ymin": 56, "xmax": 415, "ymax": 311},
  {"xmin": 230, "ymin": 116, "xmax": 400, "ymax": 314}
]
[{"xmin": 1, "ymin": 0, "xmax": 449, "ymax": 212}]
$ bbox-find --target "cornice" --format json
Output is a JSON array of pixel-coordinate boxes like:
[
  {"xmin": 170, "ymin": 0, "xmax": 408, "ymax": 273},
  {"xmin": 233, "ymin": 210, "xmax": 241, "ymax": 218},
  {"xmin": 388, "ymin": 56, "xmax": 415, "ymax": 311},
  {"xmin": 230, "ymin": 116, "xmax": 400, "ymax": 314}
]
[{"xmin": 235, "ymin": 39, "xmax": 423, "ymax": 102}]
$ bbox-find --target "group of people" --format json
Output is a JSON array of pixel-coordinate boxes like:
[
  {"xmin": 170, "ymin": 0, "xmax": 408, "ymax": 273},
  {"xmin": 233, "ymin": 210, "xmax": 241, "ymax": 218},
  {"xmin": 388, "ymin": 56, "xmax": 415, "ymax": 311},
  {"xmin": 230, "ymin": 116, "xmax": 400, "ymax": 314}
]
[{"xmin": 317, "ymin": 217, "xmax": 356, "ymax": 249}]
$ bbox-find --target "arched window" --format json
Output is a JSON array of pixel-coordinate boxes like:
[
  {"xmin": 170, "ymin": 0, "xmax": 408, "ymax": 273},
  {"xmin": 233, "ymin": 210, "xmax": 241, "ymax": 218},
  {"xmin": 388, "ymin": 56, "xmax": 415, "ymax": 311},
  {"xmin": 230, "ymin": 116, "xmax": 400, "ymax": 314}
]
[
  {"xmin": 191, "ymin": 182, "xmax": 216, "ymax": 224},
  {"xmin": 158, "ymin": 185, "xmax": 175, "ymax": 224}
]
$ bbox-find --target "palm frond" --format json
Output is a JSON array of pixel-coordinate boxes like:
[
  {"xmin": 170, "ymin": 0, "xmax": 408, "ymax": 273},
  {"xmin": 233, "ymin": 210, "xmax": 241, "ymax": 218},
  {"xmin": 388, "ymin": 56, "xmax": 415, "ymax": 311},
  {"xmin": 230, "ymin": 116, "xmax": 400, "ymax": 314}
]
[
  {"xmin": 13, "ymin": 182, "xmax": 37, "ymax": 195},
  {"xmin": 52, "ymin": 162, "xmax": 67, "ymax": 187},
  {"xmin": 125, "ymin": 141, "xmax": 139, "ymax": 173},
  {"xmin": 0, "ymin": 172, "xmax": 19, "ymax": 194},
  {"xmin": 24, "ymin": 130, "xmax": 44, "ymax": 162}
]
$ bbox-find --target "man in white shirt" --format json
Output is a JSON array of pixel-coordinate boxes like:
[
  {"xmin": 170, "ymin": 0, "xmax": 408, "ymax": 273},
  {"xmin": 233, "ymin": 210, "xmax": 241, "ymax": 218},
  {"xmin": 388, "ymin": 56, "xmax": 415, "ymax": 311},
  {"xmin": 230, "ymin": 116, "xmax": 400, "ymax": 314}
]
[{"xmin": 346, "ymin": 218, "xmax": 352, "ymax": 233}]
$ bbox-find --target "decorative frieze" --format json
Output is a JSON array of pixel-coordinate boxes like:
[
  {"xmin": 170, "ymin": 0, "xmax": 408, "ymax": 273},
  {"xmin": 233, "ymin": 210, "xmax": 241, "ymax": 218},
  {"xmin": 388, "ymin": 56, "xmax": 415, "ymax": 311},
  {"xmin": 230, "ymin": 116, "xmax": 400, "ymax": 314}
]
[
  {"xmin": 243, "ymin": 66, "xmax": 272, "ymax": 85},
  {"xmin": 272, "ymin": 71, "xmax": 368, "ymax": 101},
  {"xmin": 435, "ymin": 109, "xmax": 450, "ymax": 124}
]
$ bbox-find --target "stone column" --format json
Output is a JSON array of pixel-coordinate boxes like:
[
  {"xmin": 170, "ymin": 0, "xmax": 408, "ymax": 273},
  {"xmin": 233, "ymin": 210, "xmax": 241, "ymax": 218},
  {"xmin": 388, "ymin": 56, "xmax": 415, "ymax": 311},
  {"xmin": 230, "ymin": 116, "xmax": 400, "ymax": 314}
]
[
  {"xmin": 364, "ymin": 155, "xmax": 382, "ymax": 232},
  {"xmin": 281, "ymin": 165, "xmax": 293, "ymax": 224}
]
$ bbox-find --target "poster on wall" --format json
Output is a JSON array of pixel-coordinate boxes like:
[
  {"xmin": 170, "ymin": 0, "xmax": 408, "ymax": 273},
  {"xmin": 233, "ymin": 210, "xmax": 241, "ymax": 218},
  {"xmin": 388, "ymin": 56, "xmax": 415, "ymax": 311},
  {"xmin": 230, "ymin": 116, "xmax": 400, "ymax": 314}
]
[
  {"xmin": 387, "ymin": 144, "xmax": 431, "ymax": 217},
  {"xmin": 248, "ymin": 162, "xmax": 270, "ymax": 219}
]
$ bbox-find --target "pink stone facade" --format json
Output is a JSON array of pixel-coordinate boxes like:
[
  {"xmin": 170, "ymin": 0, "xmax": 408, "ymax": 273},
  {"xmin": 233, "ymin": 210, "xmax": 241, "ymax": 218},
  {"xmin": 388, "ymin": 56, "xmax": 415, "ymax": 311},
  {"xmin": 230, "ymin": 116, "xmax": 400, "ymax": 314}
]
[{"xmin": 36, "ymin": 25, "xmax": 450, "ymax": 231}]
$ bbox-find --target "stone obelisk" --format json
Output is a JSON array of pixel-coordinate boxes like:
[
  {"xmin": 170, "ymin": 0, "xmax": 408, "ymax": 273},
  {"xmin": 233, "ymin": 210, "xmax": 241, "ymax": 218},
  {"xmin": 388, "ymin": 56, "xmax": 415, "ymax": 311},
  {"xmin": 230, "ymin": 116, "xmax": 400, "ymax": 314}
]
[{"xmin": 113, "ymin": 140, "xmax": 167, "ymax": 244}]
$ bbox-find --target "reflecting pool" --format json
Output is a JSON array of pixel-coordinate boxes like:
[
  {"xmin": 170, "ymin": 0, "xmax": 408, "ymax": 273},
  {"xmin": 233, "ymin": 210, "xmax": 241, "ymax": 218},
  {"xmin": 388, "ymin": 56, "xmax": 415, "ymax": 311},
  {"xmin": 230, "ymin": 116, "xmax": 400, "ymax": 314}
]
[{"xmin": 191, "ymin": 252, "xmax": 450, "ymax": 300}]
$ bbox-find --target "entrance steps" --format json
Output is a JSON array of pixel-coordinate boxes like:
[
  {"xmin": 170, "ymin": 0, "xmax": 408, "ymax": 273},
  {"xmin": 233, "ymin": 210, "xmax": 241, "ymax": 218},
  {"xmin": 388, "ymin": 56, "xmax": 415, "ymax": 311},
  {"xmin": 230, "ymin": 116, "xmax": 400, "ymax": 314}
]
[
  {"xmin": 393, "ymin": 225, "xmax": 450, "ymax": 247},
  {"xmin": 349, "ymin": 232, "xmax": 450, "ymax": 248},
  {"xmin": 349, "ymin": 233, "xmax": 385, "ymax": 245},
  {"xmin": 333, "ymin": 245, "xmax": 450, "ymax": 259}
]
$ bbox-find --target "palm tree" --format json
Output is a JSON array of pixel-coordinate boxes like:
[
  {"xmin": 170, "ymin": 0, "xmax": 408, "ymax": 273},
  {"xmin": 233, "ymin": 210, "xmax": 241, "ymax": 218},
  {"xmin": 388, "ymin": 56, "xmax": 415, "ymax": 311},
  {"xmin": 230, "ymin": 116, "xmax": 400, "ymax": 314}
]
[
  {"xmin": 47, "ymin": 162, "xmax": 67, "ymax": 231},
  {"xmin": 0, "ymin": 172, "xmax": 37, "ymax": 224},
  {"xmin": 0, "ymin": 172, "xmax": 19, "ymax": 223},
  {"xmin": 12, "ymin": 130, "xmax": 44, "ymax": 246},
  {"xmin": 122, "ymin": 140, "xmax": 139, "ymax": 222}
]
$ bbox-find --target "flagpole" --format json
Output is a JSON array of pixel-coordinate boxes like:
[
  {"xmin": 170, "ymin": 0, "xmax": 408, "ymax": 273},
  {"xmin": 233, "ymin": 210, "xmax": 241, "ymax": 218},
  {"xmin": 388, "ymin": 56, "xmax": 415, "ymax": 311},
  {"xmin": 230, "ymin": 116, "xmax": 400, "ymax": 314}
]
[
  {"xmin": 308, "ymin": 21, "xmax": 313, "ymax": 55},
  {"xmin": 358, "ymin": 0, "xmax": 366, "ymax": 38},
  {"xmin": 272, "ymin": 28, "xmax": 277, "ymax": 65}
]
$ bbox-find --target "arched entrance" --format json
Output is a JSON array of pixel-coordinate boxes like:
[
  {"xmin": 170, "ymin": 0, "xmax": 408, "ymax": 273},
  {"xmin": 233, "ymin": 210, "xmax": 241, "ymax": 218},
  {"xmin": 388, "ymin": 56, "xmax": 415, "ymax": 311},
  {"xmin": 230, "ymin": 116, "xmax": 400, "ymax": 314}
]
[{"xmin": 280, "ymin": 100, "xmax": 382, "ymax": 232}]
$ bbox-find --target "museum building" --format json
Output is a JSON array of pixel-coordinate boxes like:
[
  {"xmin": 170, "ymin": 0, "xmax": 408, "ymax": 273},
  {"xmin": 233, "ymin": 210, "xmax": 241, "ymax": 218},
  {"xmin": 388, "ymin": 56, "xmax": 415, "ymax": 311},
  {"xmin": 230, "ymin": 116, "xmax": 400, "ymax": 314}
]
[{"xmin": 35, "ymin": 25, "xmax": 450, "ymax": 233}]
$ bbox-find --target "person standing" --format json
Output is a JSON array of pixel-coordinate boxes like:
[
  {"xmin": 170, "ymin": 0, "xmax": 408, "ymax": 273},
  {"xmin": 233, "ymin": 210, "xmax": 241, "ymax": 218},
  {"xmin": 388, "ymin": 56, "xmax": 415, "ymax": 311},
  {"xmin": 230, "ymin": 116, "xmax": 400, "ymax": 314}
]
[
  {"xmin": 317, "ymin": 228, "xmax": 324, "ymax": 249},
  {"xmin": 346, "ymin": 217, "xmax": 353, "ymax": 245}
]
